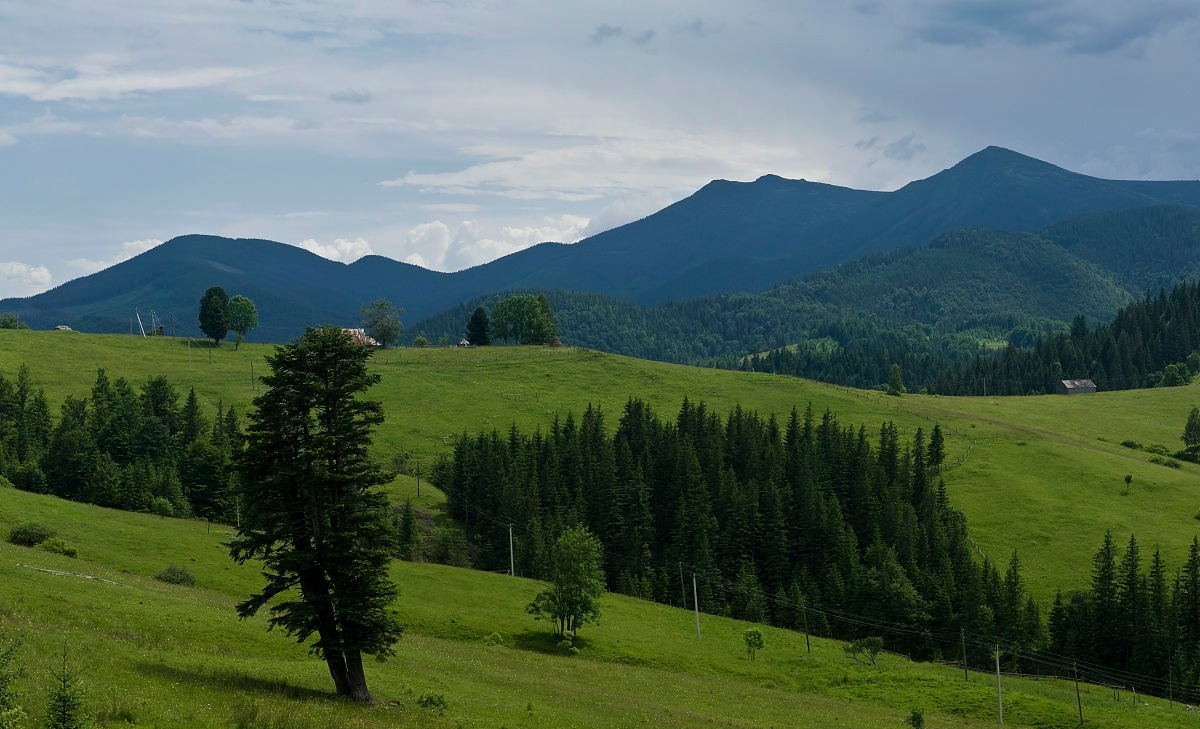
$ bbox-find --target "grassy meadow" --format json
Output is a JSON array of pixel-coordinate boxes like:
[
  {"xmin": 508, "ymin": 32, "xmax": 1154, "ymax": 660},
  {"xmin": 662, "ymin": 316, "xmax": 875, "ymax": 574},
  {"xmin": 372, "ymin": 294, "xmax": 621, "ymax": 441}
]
[
  {"xmin": 0, "ymin": 485, "xmax": 1189, "ymax": 729},
  {"xmin": 2, "ymin": 326, "xmax": 1199, "ymax": 598}
]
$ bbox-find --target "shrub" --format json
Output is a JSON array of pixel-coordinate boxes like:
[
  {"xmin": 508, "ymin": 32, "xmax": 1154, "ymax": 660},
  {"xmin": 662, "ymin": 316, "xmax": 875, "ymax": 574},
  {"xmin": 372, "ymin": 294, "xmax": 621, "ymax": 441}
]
[
  {"xmin": 412, "ymin": 336, "xmax": 430, "ymax": 347},
  {"xmin": 155, "ymin": 566, "xmax": 197, "ymax": 586},
  {"xmin": 483, "ymin": 632, "xmax": 505, "ymax": 647},
  {"xmin": 844, "ymin": 636, "xmax": 884, "ymax": 665},
  {"xmin": 1120, "ymin": 440, "xmax": 1141, "ymax": 450},
  {"xmin": 149, "ymin": 497, "xmax": 174, "ymax": 518},
  {"xmin": 39, "ymin": 537, "xmax": 78, "ymax": 558},
  {"xmin": 907, "ymin": 708, "xmax": 925, "ymax": 729},
  {"xmin": 417, "ymin": 693, "xmax": 447, "ymax": 710},
  {"xmin": 743, "ymin": 627, "xmax": 765, "ymax": 660},
  {"xmin": 7, "ymin": 522, "xmax": 56, "ymax": 547}
]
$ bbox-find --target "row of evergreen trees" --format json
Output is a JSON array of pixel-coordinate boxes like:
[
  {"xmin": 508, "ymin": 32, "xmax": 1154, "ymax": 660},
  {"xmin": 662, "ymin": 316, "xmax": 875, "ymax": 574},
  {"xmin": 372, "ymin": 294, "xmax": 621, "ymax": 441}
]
[
  {"xmin": 435, "ymin": 398, "xmax": 1042, "ymax": 662},
  {"xmin": 0, "ymin": 366, "xmax": 240, "ymax": 520},
  {"xmin": 927, "ymin": 283, "xmax": 1200, "ymax": 395},
  {"xmin": 1050, "ymin": 532, "xmax": 1200, "ymax": 702}
]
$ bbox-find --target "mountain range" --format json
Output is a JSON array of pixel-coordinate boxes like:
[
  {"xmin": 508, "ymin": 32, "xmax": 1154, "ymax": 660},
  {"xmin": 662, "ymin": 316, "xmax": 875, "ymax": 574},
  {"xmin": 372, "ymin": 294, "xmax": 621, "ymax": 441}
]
[{"xmin": 4, "ymin": 146, "xmax": 1200, "ymax": 341}]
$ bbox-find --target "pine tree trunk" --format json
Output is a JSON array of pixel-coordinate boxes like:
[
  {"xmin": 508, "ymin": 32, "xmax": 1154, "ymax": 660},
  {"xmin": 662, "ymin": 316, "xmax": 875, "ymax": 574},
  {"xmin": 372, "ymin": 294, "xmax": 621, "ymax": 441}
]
[
  {"xmin": 323, "ymin": 649, "xmax": 352, "ymax": 697},
  {"xmin": 343, "ymin": 650, "xmax": 373, "ymax": 702},
  {"xmin": 299, "ymin": 568, "xmax": 354, "ymax": 697}
]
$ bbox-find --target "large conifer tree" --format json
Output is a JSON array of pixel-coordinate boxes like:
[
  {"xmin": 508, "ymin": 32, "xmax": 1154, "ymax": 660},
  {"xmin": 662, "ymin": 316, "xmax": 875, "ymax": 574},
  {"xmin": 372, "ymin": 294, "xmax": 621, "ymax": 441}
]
[
  {"xmin": 466, "ymin": 306, "xmax": 491, "ymax": 345},
  {"xmin": 198, "ymin": 286, "xmax": 230, "ymax": 346},
  {"xmin": 229, "ymin": 325, "xmax": 402, "ymax": 701}
]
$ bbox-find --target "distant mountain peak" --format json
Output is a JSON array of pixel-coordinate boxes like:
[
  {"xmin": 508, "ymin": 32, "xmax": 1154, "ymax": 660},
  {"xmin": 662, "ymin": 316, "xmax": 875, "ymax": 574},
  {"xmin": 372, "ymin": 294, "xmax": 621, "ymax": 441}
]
[{"xmin": 953, "ymin": 145, "xmax": 1062, "ymax": 172}]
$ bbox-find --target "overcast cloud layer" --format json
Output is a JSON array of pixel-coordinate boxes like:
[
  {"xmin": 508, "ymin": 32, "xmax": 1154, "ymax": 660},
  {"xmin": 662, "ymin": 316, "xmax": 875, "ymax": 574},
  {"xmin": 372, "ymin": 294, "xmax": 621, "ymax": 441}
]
[{"xmin": 1, "ymin": 0, "xmax": 1199, "ymax": 297}]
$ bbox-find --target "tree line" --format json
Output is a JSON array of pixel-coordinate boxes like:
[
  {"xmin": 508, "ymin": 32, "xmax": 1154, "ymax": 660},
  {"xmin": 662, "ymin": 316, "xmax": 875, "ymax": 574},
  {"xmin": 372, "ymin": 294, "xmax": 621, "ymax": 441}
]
[
  {"xmin": 1050, "ymin": 531, "xmax": 1200, "ymax": 700},
  {"xmin": 408, "ymin": 293, "xmax": 558, "ymax": 346},
  {"xmin": 0, "ymin": 365, "xmax": 241, "ymax": 521},
  {"xmin": 924, "ymin": 282, "xmax": 1200, "ymax": 395},
  {"xmin": 433, "ymin": 398, "xmax": 1044, "ymax": 663}
]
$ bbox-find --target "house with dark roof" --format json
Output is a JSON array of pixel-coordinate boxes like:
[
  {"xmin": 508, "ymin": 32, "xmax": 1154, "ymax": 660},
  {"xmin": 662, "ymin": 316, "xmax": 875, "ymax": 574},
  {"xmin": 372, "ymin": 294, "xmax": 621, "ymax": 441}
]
[{"xmin": 1055, "ymin": 379, "xmax": 1096, "ymax": 395}]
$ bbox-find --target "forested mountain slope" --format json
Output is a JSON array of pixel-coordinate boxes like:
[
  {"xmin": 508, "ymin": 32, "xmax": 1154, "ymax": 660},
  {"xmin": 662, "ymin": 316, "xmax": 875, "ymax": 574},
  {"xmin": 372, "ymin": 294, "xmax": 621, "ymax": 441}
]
[
  {"xmin": 410, "ymin": 205, "xmax": 1200, "ymax": 391},
  {"xmin": 6, "ymin": 147, "xmax": 1200, "ymax": 338}
]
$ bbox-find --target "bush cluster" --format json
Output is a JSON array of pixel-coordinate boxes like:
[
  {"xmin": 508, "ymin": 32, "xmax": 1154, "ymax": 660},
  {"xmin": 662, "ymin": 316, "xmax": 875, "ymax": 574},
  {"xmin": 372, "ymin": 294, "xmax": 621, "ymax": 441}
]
[
  {"xmin": 154, "ymin": 566, "xmax": 197, "ymax": 586},
  {"xmin": 39, "ymin": 537, "xmax": 78, "ymax": 558},
  {"xmin": 7, "ymin": 522, "xmax": 56, "ymax": 547}
]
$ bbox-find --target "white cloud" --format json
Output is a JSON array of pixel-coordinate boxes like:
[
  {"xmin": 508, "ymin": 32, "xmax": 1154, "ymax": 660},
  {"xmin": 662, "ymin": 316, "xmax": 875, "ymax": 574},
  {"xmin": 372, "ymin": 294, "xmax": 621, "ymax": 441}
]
[
  {"xmin": 329, "ymin": 88, "xmax": 373, "ymax": 104},
  {"xmin": 0, "ymin": 261, "xmax": 52, "ymax": 298},
  {"xmin": 381, "ymin": 136, "xmax": 825, "ymax": 201},
  {"xmin": 399, "ymin": 214, "xmax": 589, "ymax": 271},
  {"xmin": 66, "ymin": 238, "xmax": 163, "ymax": 275},
  {"xmin": 247, "ymin": 93, "xmax": 308, "ymax": 102},
  {"xmin": 296, "ymin": 237, "xmax": 374, "ymax": 263},
  {"xmin": 580, "ymin": 191, "xmax": 682, "ymax": 237},
  {"xmin": 0, "ymin": 131, "xmax": 15, "ymax": 146},
  {"xmin": 0, "ymin": 62, "xmax": 255, "ymax": 102}
]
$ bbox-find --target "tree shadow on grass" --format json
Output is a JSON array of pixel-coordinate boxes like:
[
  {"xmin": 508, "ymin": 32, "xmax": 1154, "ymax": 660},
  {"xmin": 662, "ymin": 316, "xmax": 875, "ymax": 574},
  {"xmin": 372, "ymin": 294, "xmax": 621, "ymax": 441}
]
[
  {"xmin": 509, "ymin": 629, "xmax": 592, "ymax": 655},
  {"xmin": 135, "ymin": 660, "xmax": 332, "ymax": 701}
]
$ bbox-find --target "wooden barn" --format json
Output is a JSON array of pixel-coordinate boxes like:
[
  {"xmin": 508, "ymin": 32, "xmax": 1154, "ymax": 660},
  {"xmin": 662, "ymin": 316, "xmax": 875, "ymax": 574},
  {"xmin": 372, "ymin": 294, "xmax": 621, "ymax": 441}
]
[{"xmin": 1056, "ymin": 379, "xmax": 1097, "ymax": 395}]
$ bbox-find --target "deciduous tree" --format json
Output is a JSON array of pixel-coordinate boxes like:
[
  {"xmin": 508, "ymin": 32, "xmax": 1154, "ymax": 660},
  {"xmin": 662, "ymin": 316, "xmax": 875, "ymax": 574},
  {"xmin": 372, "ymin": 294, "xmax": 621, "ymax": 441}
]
[
  {"xmin": 227, "ymin": 295, "xmax": 258, "ymax": 349},
  {"xmin": 361, "ymin": 300, "xmax": 403, "ymax": 348},
  {"xmin": 527, "ymin": 526, "xmax": 605, "ymax": 638}
]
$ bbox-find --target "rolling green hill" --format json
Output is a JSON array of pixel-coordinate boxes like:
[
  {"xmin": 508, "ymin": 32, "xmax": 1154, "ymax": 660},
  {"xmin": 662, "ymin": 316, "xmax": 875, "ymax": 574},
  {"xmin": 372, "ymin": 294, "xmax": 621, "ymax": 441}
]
[
  {"xmin": 2, "ymin": 329, "xmax": 1199, "ymax": 601},
  {"xmin": 0, "ymin": 482, "xmax": 1191, "ymax": 729}
]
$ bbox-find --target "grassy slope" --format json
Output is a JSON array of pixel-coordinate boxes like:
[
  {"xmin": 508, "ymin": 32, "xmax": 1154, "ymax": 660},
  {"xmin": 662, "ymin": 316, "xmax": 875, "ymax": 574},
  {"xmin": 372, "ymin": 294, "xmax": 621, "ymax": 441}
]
[
  {"xmin": 2, "ymin": 329, "xmax": 1199, "ymax": 597},
  {"xmin": 0, "ymin": 487, "xmax": 1185, "ymax": 729}
]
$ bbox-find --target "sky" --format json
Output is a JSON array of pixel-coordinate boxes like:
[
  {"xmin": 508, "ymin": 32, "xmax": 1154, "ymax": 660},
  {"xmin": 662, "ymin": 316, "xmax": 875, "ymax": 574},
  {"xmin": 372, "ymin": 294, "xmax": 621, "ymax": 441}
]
[{"xmin": 2, "ymin": 0, "xmax": 1199, "ymax": 298}]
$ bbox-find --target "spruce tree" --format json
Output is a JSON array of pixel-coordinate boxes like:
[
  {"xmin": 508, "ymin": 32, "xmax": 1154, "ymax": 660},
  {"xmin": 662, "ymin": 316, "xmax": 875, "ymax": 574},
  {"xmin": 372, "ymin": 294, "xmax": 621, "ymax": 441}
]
[
  {"xmin": 198, "ymin": 286, "xmax": 230, "ymax": 346},
  {"xmin": 466, "ymin": 306, "xmax": 491, "ymax": 345},
  {"xmin": 927, "ymin": 424, "xmax": 945, "ymax": 471},
  {"xmin": 1183, "ymin": 407, "xmax": 1200, "ymax": 453},
  {"xmin": 1091, "ymin": 531, "xmax": 1120, "ymax": 665},
  {"xmin": 396, "ymin": 502, "xmax": 416, "ymax": 560},
  {"xmin": 45, "ymin": 648, "xmax": 88, "ymax": 729},
  {"xmin": 887, "ymin": 363, "xmax": 906, "ymax": 396},
  {"xmin": 229, "ymin": 326, "xmax": 403, "ymax": 701}
]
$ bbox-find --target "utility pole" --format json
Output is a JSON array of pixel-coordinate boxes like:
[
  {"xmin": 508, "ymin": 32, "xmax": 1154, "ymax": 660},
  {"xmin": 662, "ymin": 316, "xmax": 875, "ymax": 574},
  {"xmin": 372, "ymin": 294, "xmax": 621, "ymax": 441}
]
[
  {"xmin": 692, "ymin": 572, "xmax": 701, "ymax": 639},
  {"xmin": 961, "ymin": 628, "xmax": 969, "ymax": 681},
  {"xmin": 415, "ymin": 461, "xmax": 422, "ymax": 497},
  {"xmin": 1169, "ymin": 653, "xmax": 1174, "ymax": 709},
  {"xmin": 1073, "ymin": 662, "xmax": 1083, "ymax": 726},
  {"xmin": 508, "ymin": 524, "xmax": 515, "ymax": 577},
  {"xmin": 678, "ymin": 562, "xmax": 687, "ymax": 609},
  {"xmin": 994, "ymin": 643, "xmax": 1004, "ymax": 725},
  {"xmin": 800, "ymin": 598, "xmax": 811, "ymax": 654}
]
